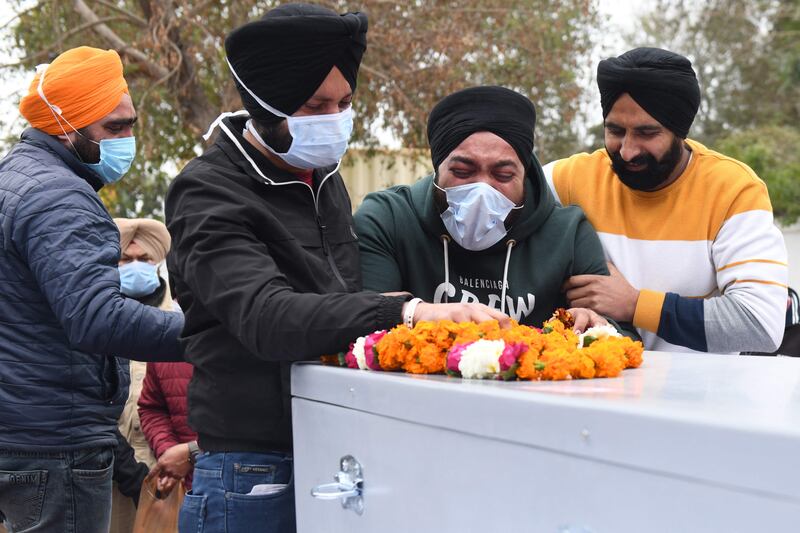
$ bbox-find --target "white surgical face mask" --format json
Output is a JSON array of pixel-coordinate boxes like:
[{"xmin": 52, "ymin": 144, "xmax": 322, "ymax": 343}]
[
  {"xmin": 245, "ymin": 111, "xmax": 352, "ymax": 170},
  {"xmin": 435, "ymin": 180, "xmax": 521, "ymax": 251},
  {"xmin": 227, "ymin": 57, "xmax": 353, "ymax": 170}
]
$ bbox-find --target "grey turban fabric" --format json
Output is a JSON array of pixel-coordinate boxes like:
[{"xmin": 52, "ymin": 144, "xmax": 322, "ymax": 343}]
[
  {"xmin": 427, "ymin": 86, "xmax": 537, "ymax": 171},
  {"xmin": 225, "ymin": 3, "xmax": 368, "ymax": 124},
  {"xmin": 597, "ymin": 47, "xmax": 701, "ymax": 138}
]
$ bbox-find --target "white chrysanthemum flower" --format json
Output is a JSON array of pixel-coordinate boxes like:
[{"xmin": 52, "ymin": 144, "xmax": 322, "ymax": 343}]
[
  {"xmin": 578, "ymin": 324, "xmax": 622, "ymax": 348},
  {"xmin": 352, "ymin": 335, "xmax": 368, "ymax": 370},
  {"xmin": 458, "ymin": 339, "xmax": 505, "ymax": 379}
]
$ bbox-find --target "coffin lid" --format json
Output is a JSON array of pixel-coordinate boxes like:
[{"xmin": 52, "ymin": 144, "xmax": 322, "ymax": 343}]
[{"xmin": 292, "ymin": 352, "xmax": 800, "ymax": 502}]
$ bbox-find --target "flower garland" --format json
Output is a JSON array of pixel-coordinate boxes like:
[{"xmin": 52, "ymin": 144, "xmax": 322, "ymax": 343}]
[{"xmin": 320, "ymin": 309, "xmax": 644, "ymax": 381}]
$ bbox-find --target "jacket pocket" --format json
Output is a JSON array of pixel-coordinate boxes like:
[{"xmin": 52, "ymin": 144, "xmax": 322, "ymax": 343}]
[
  {"xmin": 101, "ymin": 356, "xmax": 130, "ymax": 405},
  {"xmin": 327, "ymin": 223, "xmax": 361, "ymax": 290}
]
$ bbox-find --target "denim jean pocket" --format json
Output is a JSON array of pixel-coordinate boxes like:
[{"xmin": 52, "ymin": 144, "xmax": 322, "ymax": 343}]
[
  {"xmin": 0, "ymin": 469, "xmax": 48, "ymax": 532},
  {"xmin": 179, "ymin": 492, "xmax": 208, "ymax": 533},
  {"xmin": 232, "ymin": 462, "xmax": 277, "ymax": 495},
  {"xmin": 224, "ymin": 478, "xmax": 295, "ymax": 533},
  {"xmin": 72, "ymin": 448, "xmax": 114, "ymax": 484}
]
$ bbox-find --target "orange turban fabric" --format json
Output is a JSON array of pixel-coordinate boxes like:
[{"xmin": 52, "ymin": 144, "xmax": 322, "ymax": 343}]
[
  {"xmin": 114, "ymin": 218, "xmax": 171, "ymax": 264},
  {"xmin": 19, "ymin": 46, "xmax": 128, "ymax": 135}
]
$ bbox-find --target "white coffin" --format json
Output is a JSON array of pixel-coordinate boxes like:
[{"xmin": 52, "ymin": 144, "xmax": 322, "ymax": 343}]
[{"xmin": 291, "ymin": 352, "xmax": 800, "ymax": 532}]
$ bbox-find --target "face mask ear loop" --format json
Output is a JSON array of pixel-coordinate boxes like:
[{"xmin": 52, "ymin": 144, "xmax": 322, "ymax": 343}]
[
  {"xmin": 225, "ymin": 57, "xmax": 290, "ymax": 119},
  {"xmin": 36, "ymin": 63, "xmax": 89, "ymax": 160}
]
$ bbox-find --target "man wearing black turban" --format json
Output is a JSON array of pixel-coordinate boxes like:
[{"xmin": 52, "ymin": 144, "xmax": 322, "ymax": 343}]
[
  {"xmin": 355, "ymin": 86, "xmax": 636, "ymax": 335},
  {"xmin": 544, "ymin": 47, "xmax": 788, "ymax": 355},
  {"xmin": 165, "ymin": 9, "xmax": 507, "ymax": 532}
]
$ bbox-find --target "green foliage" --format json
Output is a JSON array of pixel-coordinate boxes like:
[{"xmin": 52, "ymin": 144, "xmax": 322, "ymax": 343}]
[
  {"xmin": 716, "ymin": 126, "xmax": 800, "ymax": 225},
  {"xmin": 1, "ymin": 0, "xmax": 599, "ymax": 219},
  {"xmin": 634, "ymin": 0, "xmax": 800, "ymax": 224}
]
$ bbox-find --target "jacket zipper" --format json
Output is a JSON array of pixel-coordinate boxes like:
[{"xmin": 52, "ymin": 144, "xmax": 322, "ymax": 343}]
[
  {"xmin": 311, "ymin": 173, "xmax": 348, "ymax": 291},
  {"xmin": 215, "ymin": 120, "xmax": 349, "ymax": 291}
]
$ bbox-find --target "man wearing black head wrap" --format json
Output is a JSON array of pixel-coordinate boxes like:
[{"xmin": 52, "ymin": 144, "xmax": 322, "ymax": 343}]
[
  {"xmin": 165, "ymin": 10, "xmax": 509, "ymax": 531},
  {"xmin": 543, "ymin": 47, "xmax": 788, "ymax": 356},
  {"xmin": 355, "ymin": 86, "xmax": 639, "ymax": 335}
]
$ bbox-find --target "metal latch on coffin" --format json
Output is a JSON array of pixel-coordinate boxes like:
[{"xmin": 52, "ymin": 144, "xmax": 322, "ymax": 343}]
[{"xmin": 310, "ymin": 455, "xmax": 364, "ymax": 515}]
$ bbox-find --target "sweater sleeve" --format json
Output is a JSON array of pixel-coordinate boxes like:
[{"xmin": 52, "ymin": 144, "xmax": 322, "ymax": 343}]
[
  {"xmin": 11, "ymin": 180, "xmax": 184, "ymax": 361},
  {"xmin": 542, "ymin": 160, "xmax": 567, "ymax": 206},
  {"xmin": 635, "ymin": 184, "xmax": 788, "ymax": 353},
  {"xmin": 138, "ymin": 363, "xmax": 181, "ymax": 458},
  {"xmin": 353, "ymin": 190, "xmax": 404, "ymax": 293},
  {"xmin": 166, "ymin": 169, "xmax": 407, "ymax": 361}
]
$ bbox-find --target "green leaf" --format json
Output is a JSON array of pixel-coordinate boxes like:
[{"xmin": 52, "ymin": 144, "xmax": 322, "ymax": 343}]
[
  {"xmin": 581, "ymin": 335, "xmax": 598, "ymax": 348},
  {"xmin": 500, "ymin": 363, "xmax": 520, "ymax": 381}
]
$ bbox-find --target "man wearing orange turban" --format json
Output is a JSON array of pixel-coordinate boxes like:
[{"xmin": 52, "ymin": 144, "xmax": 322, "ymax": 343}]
[
  {"xmin": 0, "ymin": 47, "xmax": 184, "ymax": 533},
  {"xmin": 19, "ymin": 45, "xmax": 137, "ymax": 184}
]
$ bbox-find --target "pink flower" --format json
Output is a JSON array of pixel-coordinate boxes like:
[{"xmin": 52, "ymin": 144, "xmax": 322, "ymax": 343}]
[
  {"xmin": 364, "ymin": 330, "xmax": 387, "ymax": 370},
  {"xmin": 447, "ymin": 343, "xmax": 470, "ymax": 374},
  {"xmin": 499, "ymin": 342, "xmax": 526, "ymax": 371},
  {"xmin": 344, "ymin": 342, "xmax": 359, "ymax": 369}
]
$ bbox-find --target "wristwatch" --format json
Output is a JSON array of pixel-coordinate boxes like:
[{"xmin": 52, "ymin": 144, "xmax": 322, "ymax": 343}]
[{"xmin": 187, "ymin": 441, "xmax": 201, "ymax": 465}]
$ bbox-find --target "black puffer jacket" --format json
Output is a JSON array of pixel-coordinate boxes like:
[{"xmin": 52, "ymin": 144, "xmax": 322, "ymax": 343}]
[{"xmin": 165, "ymin": 115, "xmax": 407, "ymax": 453}]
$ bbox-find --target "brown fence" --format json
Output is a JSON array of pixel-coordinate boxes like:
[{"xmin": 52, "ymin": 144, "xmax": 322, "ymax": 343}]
[{"xmin": 339, "ymin": 148, "xmax": 431, "ymax": 211}]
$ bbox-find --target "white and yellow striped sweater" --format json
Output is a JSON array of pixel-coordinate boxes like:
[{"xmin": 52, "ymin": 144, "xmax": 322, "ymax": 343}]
[{"xmin": 544, "ymin": 139, "xmax": 788, "ymax": 353}]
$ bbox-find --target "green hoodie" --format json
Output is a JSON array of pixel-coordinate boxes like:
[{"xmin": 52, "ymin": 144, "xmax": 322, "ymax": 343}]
[{"xmin": 354, "ymin": 160, "xmax": 610, "ymax": 326}]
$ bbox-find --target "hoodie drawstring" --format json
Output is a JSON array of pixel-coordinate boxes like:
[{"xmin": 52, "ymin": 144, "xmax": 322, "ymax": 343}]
[
  {"xmin": 500, "ymin": 240, "xmax": 516, "ymax": 315},
  {"xmin": 440, "ymin": 236, "xmax": 515, "ymax": 315},
  {"xmin": 441, "ymin": 235, "xmax": 451, "ymax": 303}
]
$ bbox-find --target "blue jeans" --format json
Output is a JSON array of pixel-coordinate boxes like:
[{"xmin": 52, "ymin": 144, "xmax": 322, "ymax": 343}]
[
  {"xmin": 179, "ymin": 451, "xmax": 295, "ymax": 533},
  {"xmin": 0, "ymin": 447, "xmax": 114, "ymax": 533}
]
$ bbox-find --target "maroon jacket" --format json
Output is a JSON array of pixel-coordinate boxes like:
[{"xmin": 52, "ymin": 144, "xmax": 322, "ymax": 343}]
[{"xmin": 138, "ymin": 361, "xmax": 197, "ymax": 486}]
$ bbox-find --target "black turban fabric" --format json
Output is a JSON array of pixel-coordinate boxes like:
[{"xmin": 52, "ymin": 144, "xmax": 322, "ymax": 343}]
[
  {"xmin": 597, "ymin": 47, "xmax": 701, "ymax": 139},
  {"xmin": 427, "ymin": 86, "xmax": 537, "ymax": 171},
  {"xmin": 225, "ymin": 3, "xmax": 368, "ymax": 124}
]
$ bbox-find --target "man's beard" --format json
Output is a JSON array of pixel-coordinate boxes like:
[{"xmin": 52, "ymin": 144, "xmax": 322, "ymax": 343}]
[
  {"xmin": 70, "ymin": 129, "xmax": 101, "ymax": 164},
  {"xmin": 252, "ymin": 119, "xmax": 293, "ymax": 153},
  {"xmin": 608, "ymin": 136, "xmax": 684, "ymax": 191}
]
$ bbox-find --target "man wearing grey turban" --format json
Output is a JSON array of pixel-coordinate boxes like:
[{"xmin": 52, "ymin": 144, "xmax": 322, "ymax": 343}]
[
  {"xmin": 165, "ymin": 6, "xmax": 508, "ymax": 532},
  {"xmin": 543, "ymin": 47, "xmax": 788, "ymax": 355}
]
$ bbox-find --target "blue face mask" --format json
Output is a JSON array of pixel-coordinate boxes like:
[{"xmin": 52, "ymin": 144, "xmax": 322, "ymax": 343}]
[
  {"xmin": 86, "ymin": 136, "xmax": 136, "ymax": 184},
  {"xmin": 119, "ymin": 260, "xmax": 160, "ymax": 298}
]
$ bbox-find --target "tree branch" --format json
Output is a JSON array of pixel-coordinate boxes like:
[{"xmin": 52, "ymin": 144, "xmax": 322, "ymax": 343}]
[
  {"xmin": 88, "ymin": 0, "xmax": 148, "ymax": 26},
  {"xmin": 7, "ymin": 16, "xmax": 139, "ymax": 69},
  {"xmin": 0, "ymin": 1, "xmax": 47, "ymax": 31},
  {"xmin": 359, "ymin": 62, "xmax": 391, "ymax": 81},
  {"xmin": 72, "ymin": 0, "xmax": 169, "ymax": 79}
]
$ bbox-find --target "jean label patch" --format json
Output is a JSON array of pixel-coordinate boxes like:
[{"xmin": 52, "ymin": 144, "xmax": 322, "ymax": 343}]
[
  {"xmin": 8, "ymin": 472, "xmax": 40, "ymax": 484},
  {"xmin": 234, "ymin": 464, "xmax": 275, "ymax": 474}
]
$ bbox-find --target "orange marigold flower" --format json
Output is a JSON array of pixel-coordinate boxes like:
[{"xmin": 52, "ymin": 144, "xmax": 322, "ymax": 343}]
[
  {"xmin": 320, "ymin": 354, "xmax": 342, "ymax": 366},
  {"xmin": 336, "ymin": 316, "xmax": 644, "ymax": 382},
  {"xmin": 515, "ymin": 349, "xmax": 544, "ymax": 380},
  {"xmin": 571, "ymin": 353, "xmax": 596, "ymax": 379},
  {"xmin": 583, "ymin": 344, "xmax": 626, "ymax": 378}
]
